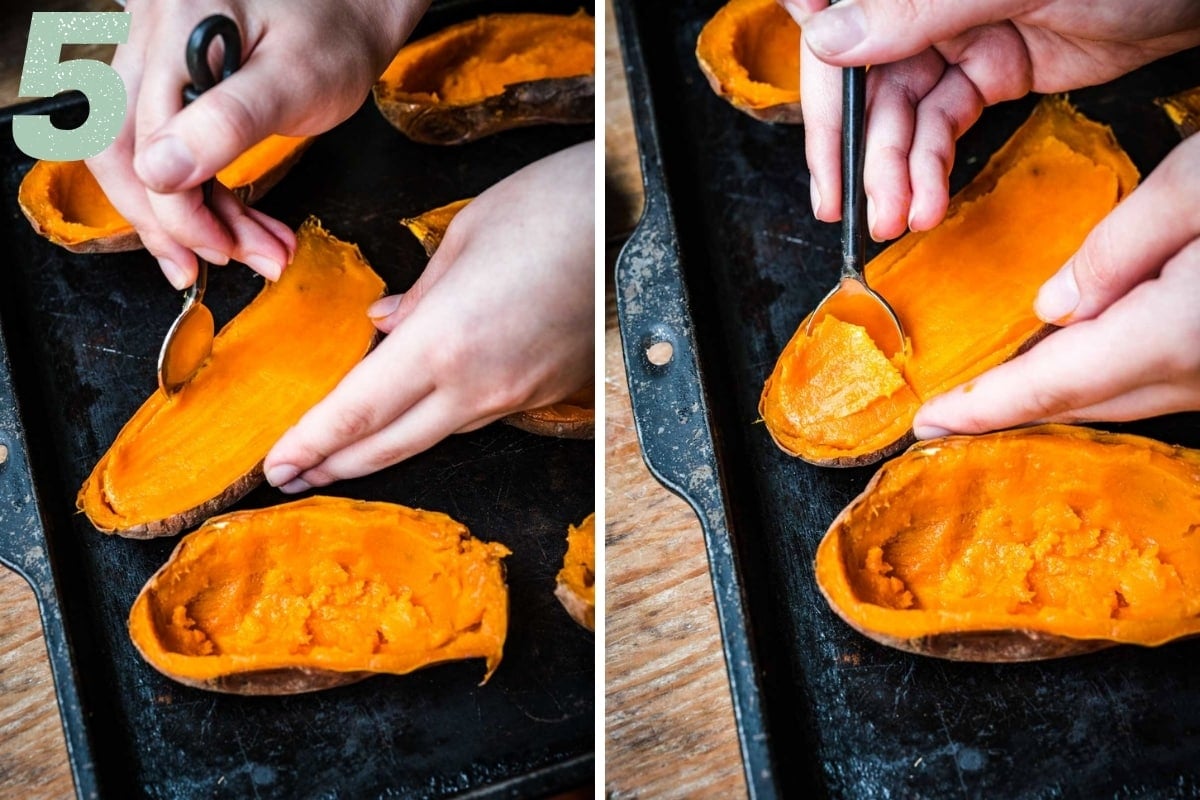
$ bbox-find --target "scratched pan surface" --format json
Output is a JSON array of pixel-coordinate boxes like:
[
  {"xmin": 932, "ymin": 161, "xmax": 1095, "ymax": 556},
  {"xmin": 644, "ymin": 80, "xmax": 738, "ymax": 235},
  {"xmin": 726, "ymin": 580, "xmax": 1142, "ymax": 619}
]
[
  {"xmin": 0, "ymin": 1, "xmax": 594, "ymax": 797},
  {"xmin": 615, "ymin": 2, "xmax": 1200, "ymax": 798}
]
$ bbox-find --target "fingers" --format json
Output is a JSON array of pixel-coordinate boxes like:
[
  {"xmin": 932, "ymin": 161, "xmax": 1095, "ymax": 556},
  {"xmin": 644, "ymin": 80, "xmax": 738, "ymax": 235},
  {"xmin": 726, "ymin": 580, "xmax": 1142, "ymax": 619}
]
[
  {"xmin": 1035, "ymin": 135, "xmax": 1200, "ymax": 324},
  {"xmin": 275, "ymin": 394, "xmax": 479, "ymax": 491},
  {"xmin": 801, "ymin": 31, "xmax": 842, "ymax": 221},
  {"xmin": 906, "ymin": 64, "xmax": 985, "ymax": 231},
  {"xmin": 791, "ymin": 0, "xmax": 1022, "ymax": 64},
  {"xmin": 861, "ymin": 52, "xmax": 942, "ymax": 239},
  {"xmin": 913, "ymin": 254, "xmax": 1200, "ymax": 436},
  {"xmin": 262, "ymin": 333, "xmax": 437, "ymax": 489},
  {"xmin": 145, "ymin": 182, "xmax": 290, "ymax": 278}
]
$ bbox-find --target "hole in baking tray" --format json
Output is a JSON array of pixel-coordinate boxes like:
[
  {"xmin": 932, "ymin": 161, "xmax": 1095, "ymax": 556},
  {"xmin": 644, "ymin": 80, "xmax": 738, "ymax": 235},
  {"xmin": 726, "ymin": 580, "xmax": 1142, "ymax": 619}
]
[{"xmin": 646, "ymin": 341, "xmax": 673, "ymax": 366}]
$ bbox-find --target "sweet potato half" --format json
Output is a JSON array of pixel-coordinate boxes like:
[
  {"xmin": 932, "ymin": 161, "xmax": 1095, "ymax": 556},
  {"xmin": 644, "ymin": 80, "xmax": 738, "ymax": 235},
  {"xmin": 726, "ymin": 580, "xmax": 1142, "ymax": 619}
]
[
  {"xmin": 696, "ymin": 0, "xmax": 802, "ymax": 123},
  {"xmin": 760, "ymin": 98, "xmax": 1139, "ymax": 466},
  {"xmin": 374, "ymin": 12, "xmax": 595, "ymax": 145},
  {"xmin": 555, "ymin": 512, "xmax": 595, "ymax": 631},
  {"xmin": 18, "ymin": 135, "xmax": 310, "ymax": 253},
  {"xmin": 128, "ymin": 496, "xmax": 510, "ymax": 694},
  {"xmin": 816, "ymin": 425, "xmax": 1200, "ymax": 661},
  {"xmin": 400, "ymin": 196, "xmax": 595, "ymax": 438},
  {"xmin": 1158, "ymin": 85, "xmax": 1200, "ymax": 138},
  {"xmin": 78, "ymin": 219, "xmax": 385, "ymax": 538}
]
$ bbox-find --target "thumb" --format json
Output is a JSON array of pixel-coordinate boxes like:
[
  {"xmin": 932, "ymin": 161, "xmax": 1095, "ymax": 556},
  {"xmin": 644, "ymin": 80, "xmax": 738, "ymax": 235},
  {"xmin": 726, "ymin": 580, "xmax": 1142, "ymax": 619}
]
[
  {"xmin": 134, "ymin": 65, "xmax": 290, "ymax": 193},
  {"xmin": 788, "ymin": 0, "xmax": 1022, "ymax": 62},
  {"xmin": 1033, "ymin": 136, "xmax": 1200, "ymax": 325}
]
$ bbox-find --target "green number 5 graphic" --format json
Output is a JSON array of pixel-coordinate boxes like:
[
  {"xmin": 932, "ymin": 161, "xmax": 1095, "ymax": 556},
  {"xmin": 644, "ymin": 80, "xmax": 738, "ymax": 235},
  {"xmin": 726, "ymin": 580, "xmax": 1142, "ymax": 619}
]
[{"xmin": 13, "ymin": 12, "xmax": 131, "ymax": 161}]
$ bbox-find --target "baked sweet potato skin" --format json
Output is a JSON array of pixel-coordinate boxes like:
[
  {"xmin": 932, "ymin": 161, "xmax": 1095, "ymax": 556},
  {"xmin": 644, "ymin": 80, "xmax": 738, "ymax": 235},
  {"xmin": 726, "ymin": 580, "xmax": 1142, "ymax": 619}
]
[
  {"xmin": 695, "ymin": 0, "xmax": 802, "ymax": 123},
  {"xmin": 374, "ymin": 12, "xmax": 594, "ymax": 145},
  {"xmin": 128, "ymin": 496, "xmax": 511, "ymax": 694},
  {"xmin": 555, "ymin": 512, "xmax": 596, "ymax": 631},
  {"xmin": 816, "ymin": 425, "xmax": 1200, "ymax": 661},
  {"xmin": 18, "ymin": 136, "xmax": 310, "ymax": 253},
  {"xmin": 761, "ymin": 97, "xmax": 1138, "ymax": 466},
  {"xmin": 77, "ymin": 219, "xmax": 385, "ymax": 538}
]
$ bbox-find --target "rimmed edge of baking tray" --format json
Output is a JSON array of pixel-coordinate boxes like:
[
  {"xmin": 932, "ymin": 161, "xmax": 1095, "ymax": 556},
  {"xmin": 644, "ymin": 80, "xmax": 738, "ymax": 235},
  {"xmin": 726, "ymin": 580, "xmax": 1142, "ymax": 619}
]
[{"xmin": 611, "ymin": 3, "xmax": 778, "ymax": 798}]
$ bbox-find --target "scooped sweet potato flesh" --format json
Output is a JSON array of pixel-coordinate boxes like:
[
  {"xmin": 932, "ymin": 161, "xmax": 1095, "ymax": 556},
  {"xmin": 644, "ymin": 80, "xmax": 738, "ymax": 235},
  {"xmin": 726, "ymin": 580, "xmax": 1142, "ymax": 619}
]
[
  {"xmin": 129, "ymin": 496, "xmax": 510, "ymax": 692},
  {"xmin": 761, "ymin": 98, "xmax": 1139, "ymax": 464},
  {"xmin": 379, "ymin": 12, "xmax": 594, "ymax": 105},
  {"xmin": 696, "ymin": 0, "xmax": 801, "ymax": 122},
  {"xmin": 18, "ymin": 135, "xmax": 310, "ymax": 252},
  {"xmin": 78, "ymin": 219, "xmax": 385, "ymax": 537},
  {"xmin": 555, "ymin": 512, "xmax": 596, "ymax": 631},
  {"xmin": 816, "ymin": 426, "xmax": 1200, "ymax": 659}
]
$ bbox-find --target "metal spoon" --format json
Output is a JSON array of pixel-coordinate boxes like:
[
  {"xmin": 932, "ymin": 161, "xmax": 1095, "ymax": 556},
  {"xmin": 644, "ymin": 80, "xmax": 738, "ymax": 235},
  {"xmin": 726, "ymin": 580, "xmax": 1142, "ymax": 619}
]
[
  {"xmin": 805, "ymin": 62, "xmax": 906, "ymax": 358},
  {"xmin": 157, "ymin": 15, "xmax": 242, "ymax": 395}
]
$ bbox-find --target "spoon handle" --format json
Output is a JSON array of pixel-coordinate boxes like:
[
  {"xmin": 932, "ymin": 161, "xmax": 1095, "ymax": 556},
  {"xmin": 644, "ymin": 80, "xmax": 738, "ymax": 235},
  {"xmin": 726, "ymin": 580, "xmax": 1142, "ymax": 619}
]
[{"xmin": 841, "ymin": 64, "xmax": 867, "ymax": 280}]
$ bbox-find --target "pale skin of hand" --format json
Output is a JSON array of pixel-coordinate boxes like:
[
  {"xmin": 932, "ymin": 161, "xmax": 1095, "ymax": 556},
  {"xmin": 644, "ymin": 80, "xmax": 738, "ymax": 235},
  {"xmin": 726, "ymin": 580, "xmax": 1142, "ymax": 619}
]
[
  {"xmin": 262, "ymin": 141, "xmax": 595, "ymax": 493},
  {"xmin": 779, "ymin": 0, "xmax": 1200, "ymax": 434},
  {"xmin": 86, "ymin": 0, "xmax": 428, "ymax": 289}
]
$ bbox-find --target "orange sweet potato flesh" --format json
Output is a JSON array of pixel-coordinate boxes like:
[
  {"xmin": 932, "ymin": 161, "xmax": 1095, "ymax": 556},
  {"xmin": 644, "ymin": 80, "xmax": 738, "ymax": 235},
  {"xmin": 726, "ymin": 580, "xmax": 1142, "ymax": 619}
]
[
  {"xmin": 761, "ymin": 98, "xmax": 1139, "ymax": 465},
  {"xmin": 816, "ymin": 425, "xmax": 1200, "ymax": 661},
  {"xmin": 374, "ymin": 12, "xmax": 595, "ymax": 144},
  {"xmin": 400, "ymin": 197, "xmax": 595, "ymax": 438},
  {"xmin": 1158, "ymin": 86, "xmax": 1200, "ymax": 138},
  {"xmin": 78, "ymin": 219, "xmax": 385, "ymax": 538},
  {"xmin": 18, "ymin": 135, "xmax": 310, "ymax": 253},
  {"xmin": 696, "ymin": 0, "xmax": 801, "ymax": 123},
  {"xmin": 128, "ymin": 496, "xmax": 510, "ymax": 694},
  {"xmin": 402, "ymin": 197, "xmax": 473, "ymax": 257},
  {"xmin": 555, "ymin": 512, "xmax": 595, "ymax": 631}
]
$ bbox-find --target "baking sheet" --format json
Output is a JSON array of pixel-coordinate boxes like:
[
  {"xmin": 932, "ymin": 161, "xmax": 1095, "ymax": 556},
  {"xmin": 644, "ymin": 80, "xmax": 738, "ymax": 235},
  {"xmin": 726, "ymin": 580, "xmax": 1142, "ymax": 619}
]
[
  {"xmin": 0, "ymin": 0, "xmax": 595, "ymax": 796},
  {"xmin": 614, "ymin": 2, "xmax": 1200, "ymax": 797}
]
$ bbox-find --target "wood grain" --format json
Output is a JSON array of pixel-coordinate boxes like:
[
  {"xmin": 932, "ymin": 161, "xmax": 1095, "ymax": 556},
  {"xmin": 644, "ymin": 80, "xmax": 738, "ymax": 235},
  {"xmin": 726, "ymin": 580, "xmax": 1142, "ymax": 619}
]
[
  {"xmin": 604, "ymin": 0, "xmax": 748, "ymax": 794},
  {"xmin": 0, "ymin": 571, "xmax": 74, "ymax": 798}
]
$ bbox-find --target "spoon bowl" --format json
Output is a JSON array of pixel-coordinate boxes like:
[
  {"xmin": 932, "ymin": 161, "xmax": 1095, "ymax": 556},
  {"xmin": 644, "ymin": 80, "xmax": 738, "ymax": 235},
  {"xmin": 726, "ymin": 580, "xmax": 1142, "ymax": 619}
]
[
  {"xmin": 157, "ymin": 280, "xmax": 214, "ymax": 394},
  {"xmin": 806, "ymin": 60, "xmax": 906, "ymax": 359}
]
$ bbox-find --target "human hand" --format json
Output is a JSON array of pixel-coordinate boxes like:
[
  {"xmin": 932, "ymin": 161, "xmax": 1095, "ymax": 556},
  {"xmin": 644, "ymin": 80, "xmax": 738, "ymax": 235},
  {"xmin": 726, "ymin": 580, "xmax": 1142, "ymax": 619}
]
[
  {"xmin": 86, "ymin": 0, "xmax": 428, "ymax": 289},
  {"xmin": 911, "ymin": 132, "xmax": 1200, "ymax": 436},
  {"xmin": 781, "ymin": 0, "xmax": 1200, "ymax": 240},
  {"xmin": 262, "ymin": 141, "xmax": 595, "ymax": 492}
]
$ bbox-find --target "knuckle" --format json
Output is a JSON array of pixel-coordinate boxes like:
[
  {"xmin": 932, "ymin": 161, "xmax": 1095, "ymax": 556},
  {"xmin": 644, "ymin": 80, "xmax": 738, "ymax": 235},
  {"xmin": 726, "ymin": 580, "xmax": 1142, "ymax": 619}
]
[
  {"xmin": 476, "ymin": 383, "xmax": 531, "ymax": 418},
  {"xmin": 1026, "ymin": 383, "xmax": 1075, "ymax": 421},
  {"xmin": 330, "ymin": 403, "xmax": 378, "ymax": 443},
  {"xmin": 201, "ymin": 91, "xmax": 263, "ymax": 157},
  {"xmin": 1074, "ymin": 226, "xmax": 1122, "ymax": 295}
]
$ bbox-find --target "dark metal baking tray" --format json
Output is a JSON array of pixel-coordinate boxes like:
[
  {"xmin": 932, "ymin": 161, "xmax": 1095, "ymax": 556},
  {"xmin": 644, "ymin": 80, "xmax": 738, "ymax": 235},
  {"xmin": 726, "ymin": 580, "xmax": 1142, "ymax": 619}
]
[
  {"xmin": 0, "ymin": 1, "xmax": 594, "ymax": 796},
  {"xmin": 614, "ymin": 2, "xmax": 1200, "ymax": 797}
]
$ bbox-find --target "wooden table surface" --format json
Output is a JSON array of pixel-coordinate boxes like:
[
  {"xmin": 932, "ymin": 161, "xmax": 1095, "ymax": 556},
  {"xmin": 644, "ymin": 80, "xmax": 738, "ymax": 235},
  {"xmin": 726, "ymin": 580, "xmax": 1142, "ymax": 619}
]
[
  {"xmin": 0, "ymin": 1, "xmax": 748, "ymax": 796},
  {"xmin": 603, "ymin": 0, "xmax": 748, "ymax": 796}
]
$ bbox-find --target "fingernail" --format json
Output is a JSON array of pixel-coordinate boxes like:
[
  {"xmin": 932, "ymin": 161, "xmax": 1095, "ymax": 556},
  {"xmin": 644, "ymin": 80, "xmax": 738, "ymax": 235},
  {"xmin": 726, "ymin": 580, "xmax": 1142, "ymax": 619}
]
[
  {"xmin": 159, "ymin": 257, "xmax": 190, "ymax": 291},
  {"xmin": 136, "ymin": 135, "xmax": 196, "ymax": 190},
  {"xmin": 195, "ymin": 246, "xmax": 229, "ymax": 266},
  {"xmin": 368, "ymin": 295, "xmax": 402, "ymax": 320},
  {"xmin": 866, "ymin": 195, "xmax": 877, "ymax": 239},
  {"xmin": 805, "ymin": 1, "xmax": 868, "ymax": 57},
  {"xmin": 1034, "ymin": 265, "xmax": 1080, "ymax": 323},
  {"xmin": 913, "ymin": 424, "xmax": 952, "ymax": 440},
  {"xmin": 264, "ymin": 464, "xmax": 301, "ymax": 487},
  {"xmin": 244, "ymin": 253, "xmax": 284, "ymax": 281},
  {"xmin": 810, "ymin": 181, "xmax": 822, "ymax": 217},
  {"xmin": 280, "ymin": 477, "xmax": 312, "ymax": 495}
]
